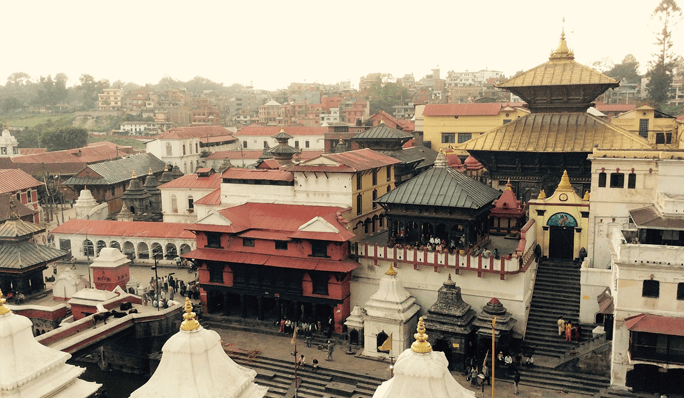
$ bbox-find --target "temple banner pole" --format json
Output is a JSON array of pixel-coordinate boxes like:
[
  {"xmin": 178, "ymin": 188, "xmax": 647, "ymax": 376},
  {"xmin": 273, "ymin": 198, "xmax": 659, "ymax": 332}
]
[{"xmin": 491, "ymin": 316, "xmax": 496, "ymax": 398}]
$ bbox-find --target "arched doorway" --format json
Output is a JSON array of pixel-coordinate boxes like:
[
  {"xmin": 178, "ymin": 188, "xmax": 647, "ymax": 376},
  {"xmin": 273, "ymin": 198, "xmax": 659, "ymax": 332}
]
[
  {"xmin": 165, "ymin": 243, "xmax": 178, "ymax": 259},
  {"xmin": 96, "ymin": 240, "xmax": 107, "ymax": 256},
  {"xmin": 376, "ymin": 331, "xmax": 389, "ymax": 353},
  {"xmin": 137, "ymin": 242, "xmax": 149, "ymax": 259},
  {"xmin": 433, "ymin": 338, "xmax": 454, "ymax": 370},
  {"xmin": 180, "ymin": 244, "xmax": 192, "ymax": 255},
  {"xmin": 151, "ymin": 242, "xmax": 163, "ymax": 259},
  {"xmin": 83, "ymin": 239, "xmax": 94, "ymax": 257},
  {"xmin": 547, "ymin": 212, "xmax": 577, "ymax": 259},
  {"xmin": 109, "ymin": 241, "xmax": 121, "ymax": 251},
  {"xmin": 123, "ymin": 241, "xmax": 135, "ymax": 259}
]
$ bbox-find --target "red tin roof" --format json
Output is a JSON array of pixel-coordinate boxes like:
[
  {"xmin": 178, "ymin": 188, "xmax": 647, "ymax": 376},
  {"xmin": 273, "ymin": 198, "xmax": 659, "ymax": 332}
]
[
  {"xmin": 423, "ymin": 103, "xmax": 525, "ymax": 117},
  {"xmin": 158, "ymin": 126, "xmax": 233, "ymax": 140},
  {"xmin": 625, "ymin": 314, "xmax": 684, "ymax": 337},
  {"xmin": 183, "ymin": 248, "xmax": 358, "ymax": 272},
  {"xmin": 222, "ymin": 168, "xmax": 294, "ymax": 182},
  {"xmin": 199, "ymin": 134, "xmax": 237, "ymax": 144},
  {"xmin": 235, "ymin": 124, "xmax": 328, "ymax": 137},
  {"xmin": 257, "ymin": 159, "xmax": 281, "ymax": 169},
  {"xmin": 291, "ymin": 148, "xmax": 400, "ymax": 173},
  {"xmin": 158, "ymin": 172, "xmax": 222, "ymax": 189},
  {"xmin": 51, "ymin": 219, "xmax": 195, "ymax": 239},
  {"xmin": 194, "ymin": 188, "xmax": 222, "ymax": 206},
  {"xmin": 18, "ymin": 148, "xmax": 47, "ymax": 156},
  {"xmin": 0, "ymin": 169, "xmax": 43, "ymax": 194}
]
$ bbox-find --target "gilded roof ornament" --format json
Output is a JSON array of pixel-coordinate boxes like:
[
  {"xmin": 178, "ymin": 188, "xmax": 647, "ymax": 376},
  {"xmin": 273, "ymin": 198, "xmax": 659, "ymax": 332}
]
[
  {"xmin": 180, "ymin": 297, "xmax": 200, "ymax": 331},
  {"xmin": 504, "ymin": 178, "xmax": 512, "ymax": 191},
  {"xmin": 148, "ymin": 168, "xmax": 153, "ymax": 175},
  {"xmin": 164, "ymin": 164, "xmax": 169, "ymax": 172},
  {"xmin": 385, "ymin": 263, "xmax": 398, "ymax": 276},
  {"xmin": 549, "ymin": 27, "xmax": 574, "ymax": 61},
  {"xmin": 380, "ymin": 119, "xmax": 385, "ymax": 124},
  {"xmin": 410, "ymin": 317, "xmax": 432, "ymax": 353},
  {"xmin": 556, "ymin": 170, "xmax": 573, "ymax": 192},
  {"xmin": 583, "ymin": 190, "xmax": 590, "ymax": 201},
  {"xmin": 131, "ymin": 170, "xmax": 137, "ymax": 179},
  {"xmin": 0, "ymin": 289, "xmax": 11, "ymax": 316},
  {"xmin": 537, "ymin": 189, "xmax": 546, "ymax": 200}
]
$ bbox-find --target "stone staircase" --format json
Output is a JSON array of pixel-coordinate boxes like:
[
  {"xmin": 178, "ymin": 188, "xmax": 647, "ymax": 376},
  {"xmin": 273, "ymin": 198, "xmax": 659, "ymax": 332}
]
[
  {"xmin": 593, "ymin": 388, "xmax": 659, "ymax": 398},
  {"xmin": 230, "ymin": 350, "xmax": 384, "ymax": 398},
  {"xmin": 523, "ymin": 258, "xmax": 595, "ymax": 359}
]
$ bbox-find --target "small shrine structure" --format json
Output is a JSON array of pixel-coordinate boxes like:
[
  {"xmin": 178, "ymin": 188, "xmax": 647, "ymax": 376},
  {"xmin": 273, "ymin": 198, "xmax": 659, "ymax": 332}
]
[
  {"xmin": 89, "ymin": 248, "xmax": 131, "ymax": 291},
  {"xmin": 130, "ymin": 298, "xmax": 268, "ymax": 398},
  {"xmin": 372, "ymin": 317, "xmax": 475, "ymax": 398},
  {"xmin": 362, "ymin": 264, "xmax": 420, "ymax": 358},
  {"xmin": 472, "ymin": 297, "xmax": 516, "ymax": 357},
  {"xmin": 422, "ymin": 274, "xmax": 476, "ymax": 372},
  {"xmin": 489, "ymin": 180, "xmax": 527, "ymax": 235},
  {"xmin": 53, "ymin": 266, "xmax": 88, "ymax": 301},
  {"xmin": 0, "ymin": 290, "xmax": 101, "ymax": 397}
]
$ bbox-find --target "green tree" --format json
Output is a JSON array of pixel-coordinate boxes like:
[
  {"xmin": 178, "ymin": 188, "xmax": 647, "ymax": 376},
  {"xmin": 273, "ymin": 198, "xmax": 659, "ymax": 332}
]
[
  {"xmin": 646, "ymin": 0, "xmax": 682, "ymax": 108},
  {"xmin": 606, "ymin": 55, "xmax": 641, "ymax": 84},
  {"xmin": 1, "ymin": 96, "xmax": 23, "ymax": 112},
  {"xmin": 41, "ymin": 126, "xmax": 88, "ymax": 151},
  {"xmin": 76, "ymin": 74, "xmax": 109, "ymax": 110},
  {"xmin": 368, "ymin": 78, "xmax": 409, "ymax": 115},
  {"xmin": 14, "ymin": 128, "xmax": 41, "ymax": 148}
]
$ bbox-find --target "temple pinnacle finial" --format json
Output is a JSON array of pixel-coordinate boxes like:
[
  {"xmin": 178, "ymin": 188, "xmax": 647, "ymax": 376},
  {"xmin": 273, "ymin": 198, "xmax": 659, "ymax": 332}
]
[
  {"xmin": 550, "ymin": 20, "xmax": 574, "ymax": 61},
  {"xmin": 537, "ymin": 189, "xmax": 546, "ymax": 200},
  {"xmin": 180, "ymin": 297, "xmax": 200, "ymax": 331},
  {"xmin": 0, "ymin": 289, "xmax": 11, "ymax": 316},
  {"xmin": 505, "ymin": 178, "xmax": 512, "ymax": 191},
  {"xmin": 164, "ymin": 164, "xmax": 169, "ymax": 172},
  {"xmin": 131, "ymin": 170, "xmax": 137, "ymax": 179},
  {"xmin": 385, "ymin": 263, "xmax": 397, "ymax": 276},
  {"xmin": 380, "ymin": 119, "xmax": 384, "ymax": 124},
  {"xmin": 280, "ymin": 128, "xmax": 285, "ymax": 133},
  {"xmin": 583, "ymin": 190, "xmax": 590, "ymax": 201},
  {"xmin": 410, "ymin": 317, "xmax": 432, "ymax": 353},
  {"xmin": 556, "ymin": 170, "xmax": 573, "ymax": 192},
  {"xmin": 148, "ymin": 167, "xmax": 153, "ymax": 175}
]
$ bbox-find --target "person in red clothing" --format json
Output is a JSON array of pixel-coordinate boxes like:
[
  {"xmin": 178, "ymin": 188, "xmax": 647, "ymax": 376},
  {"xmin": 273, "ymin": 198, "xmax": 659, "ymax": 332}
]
[{"xmin": 565, "ymin": 321, "xmax": 573, "ymax": 342}]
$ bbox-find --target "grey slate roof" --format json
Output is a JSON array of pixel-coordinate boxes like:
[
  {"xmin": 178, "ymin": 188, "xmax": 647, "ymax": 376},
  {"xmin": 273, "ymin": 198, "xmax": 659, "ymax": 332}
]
[
  {"xmin": 64, "ymin": 153, "xmax": 166, "ymax": 186},
  {"xmin": 376, "ymin": 166, "xmax": 501, "ymax": 209},
  {"xmin": 0, "ymin": 219, "xmax": 44, "ymax": 238},
  {"xmin": 0, "ymin": 242, "xmax": 68, "ymax": 270},
  {"xmin": 353, "ymin": 124, "xmax": 412, "ymax": 140},
  {"xmin": 380, "ymin": 146, "xmax": 439, "ymax": 169}
]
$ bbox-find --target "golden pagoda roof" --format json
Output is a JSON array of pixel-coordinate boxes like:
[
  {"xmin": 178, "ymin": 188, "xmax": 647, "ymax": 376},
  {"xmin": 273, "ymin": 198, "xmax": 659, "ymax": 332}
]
[
  {"xmin": 498, "ymin": 33, "xmax": 618, "ymax": 89},
  {"xmin": 457, "ymin": 113, "xmax": 650, "ymax": 153}
]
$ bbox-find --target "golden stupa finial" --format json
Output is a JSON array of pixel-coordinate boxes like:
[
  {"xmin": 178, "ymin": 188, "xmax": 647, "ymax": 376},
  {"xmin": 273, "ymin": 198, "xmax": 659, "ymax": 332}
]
[
  {"xmin": 550, "ymin": 19, "xmax": 574, "ymax": 61},
  {"xmin": 131, "ymin": 170, "xmax": 137, "ymax": 179},
  {"xmin": 148, "ymin": 167, "xmax": 153, "ymax": 175},
  {"xmin": 537, "ymin": 189, "xmax": 546, "ymax": 200},
  {"xmin": 583, "ymin": 190, "xmax": 590, "ymax": 201},
  {"xmin": 280, "ymin": 127, "xmax": 285, "ymax": 133},
  {"xmin": 164, "ymin": 164, "xmax": 169, "ymax": 172},
  {"xmin": 380, "ymin": 119, "xmax": 384, "ymax": 124},
  {"xmin": 180, "ymin": 297, "xmax": 200, "ymax": 331},
  {"xmin": 0, "ymin": 289, "xmax": 11, "ymax": 316},
  {"xmin": 556, "ymin": 170, "xmax": 573, "ymax": 192},
  {"xmin": 385, "ymin": 262, "xmax": 398, "ymax": 276},
  {"xmin": 338, "ymin": 138, "xmax": 344, "ymax": 144},
  {"xmin": 504, "ymin": 178, "xmax": 512, "ymax": 191},
  {"xmin": 411, "ymin": 317, "xmax": 432, "ymax": 353}
]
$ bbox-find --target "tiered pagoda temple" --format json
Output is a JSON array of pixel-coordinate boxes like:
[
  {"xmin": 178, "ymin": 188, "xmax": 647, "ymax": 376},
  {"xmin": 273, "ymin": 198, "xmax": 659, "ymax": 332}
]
[
  {"xmin": 376, "ymin": 152, "xmax": 501, "ymax": 248},
  {"xmin": 422, "ymin": 274, "xmax": 476, "ymax": 372},
  {"xmin": 458, "ymin": 30, "xmax": 651, "ymax": 201},
  {"xmin": 489, "ymin": 180, "xmax": 526, "ymax": 235}
]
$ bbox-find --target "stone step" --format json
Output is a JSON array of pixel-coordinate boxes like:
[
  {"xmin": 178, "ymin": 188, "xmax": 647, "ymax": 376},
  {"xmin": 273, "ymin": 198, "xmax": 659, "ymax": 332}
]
[{"xmin": 593, "ymin": 387, "xmax": 656, "ymax": 398}]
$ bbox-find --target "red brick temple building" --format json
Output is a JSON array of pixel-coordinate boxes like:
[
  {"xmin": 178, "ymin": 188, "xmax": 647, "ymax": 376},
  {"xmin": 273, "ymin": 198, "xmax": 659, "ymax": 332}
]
[{"xmin": 183, "ymin": 203, "xmax": 358, "ymax": 333}]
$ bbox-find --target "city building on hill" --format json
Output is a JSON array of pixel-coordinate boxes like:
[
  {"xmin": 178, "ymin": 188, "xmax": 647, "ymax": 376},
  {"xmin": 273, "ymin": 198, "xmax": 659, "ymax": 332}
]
[
  {"xmin": 98, "ymin": 87, "xmax": 123, "ymax": 110},
  {"xmin": 146, "ymin": 125, "xmax": 237, "ymax": 174},
  {"xmin": 371, "ymin": 317, "xmax": 475, "ymax": 398},
  {"xmin": 0, "ymin": 217, "xmax": 68, "ymax": 296},
  {"xmin": 0, "ymin": 290, "xmax": 102, "ymax": 397},
  {"xmin": 63, "ymin": 153, "xmax": 166, "ymax": 217},
  {"xmin": 594, "ymin": 102, "xmax": 636, "ymax": 120},
  {"xmin": 183, "ymin": 203, "xmax": 357, "ymax": 333},
  {"xmin": 0, "ymin": 169, "xmax": 43, "ymax": 224},
  {"xmin": 458, "ymin": 31, "xmax": 652, "ymax": 202},
  {"xmin": 130, "ymin": 298, "xmax": 267, "ymax": 398},
  {"xmin": 610, "ymin": 105, "xmax": 679, "ymax": 148},
  {"xmin": 159, "ymin": 168, "xmax": 222, "ymax": 223},
  {"xmin": 234, "ymin": 124, "xmax": 327, "ymax": 151}
]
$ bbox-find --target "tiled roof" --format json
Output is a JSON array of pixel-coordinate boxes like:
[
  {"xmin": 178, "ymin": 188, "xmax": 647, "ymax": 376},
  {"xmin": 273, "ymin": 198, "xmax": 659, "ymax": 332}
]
[
  {"xmin": 0, "ymin": 218, "xmax": 44, "ymax": 237},
  {"xmin": 317, "ymin": 148, "xmax": 401, "ymax": 171},
  {"xmin": 625, "ymin": 313, "xmax": 684, "ymax": 337},
  {"xmin": 221, "ymin": 168, "xmax": 294, "ymax": 182},
  {"xmin": 370, "ymin": 110, "xmax": 414, "ymax": 130},
  {"xmin": 158, "ymin": 172, "xmax": 222, "ymax": 190},
  {"xmin": 352, "ymin": 124, "xmax": 412, "ymax": 140},
  {"xmin": 376, "ymin": 166, "xmax": 501, "ymax": 209},
  {"xmin": 9, "ymin": 142, "xmax": 129, "ymax": 175},
  {"xmin": 199, "ymin": 134, "xmax": 237, "ymax": 144},
  {"xmin": 380, "ymin": 146, "xmax": 439, "ymax": 169},
  {"xmin": 64, "ymin": 153, "xmax": 166, "ymax": 186},
  {"xmin": 157, "ymin": 126, "xmax": 234, "ymax": 140},
  {"xmin": 184, "ymin": 249, "xmax": 358, "ymax": 273},
  {"xmin": 0, "ymin": 169, "xmax": 42, "ymax": 194},
  {"xmin": 18, "ymin": 148, "xmax": 47, "ymax": 156},
  {"xmin": 188, "ymin": 203, "xmax": 353, "ymax": 242},
  {"xmin": 194, "ymin": 188, "xmax": 221, "ymax": 206},
  {"xmin": 423, "ymin": 103, "xmax": 525, "ymax": 117},
  {"xmin": 0, "ymin": 194, "xmax": 37, "ymax": 222},
  {"xmin": 457, "ymin": 113, "xmax": 651, "ymax": 152},
  {"xmin": 206, "ymin": 150, "xmax": 322, "ymax": 161},
  {"xmin": 0, "ymin": 241, "xmax": 68, "ymax": 270},
  {"xmin": 594, "ymin": 103, "xmax": 636, "ymax": 112},
  {"xmin": 235, "ymin": 124, "xmax": 328, "ymax": 137},
  {"xmin": 50, "ymin": 219, "xmax": 195, "ymax": 240}
]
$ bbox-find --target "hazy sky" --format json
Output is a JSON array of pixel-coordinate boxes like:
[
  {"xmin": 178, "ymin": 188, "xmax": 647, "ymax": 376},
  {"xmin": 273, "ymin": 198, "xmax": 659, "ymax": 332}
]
[{"xmin": 5, "ymin": 0, "xmax": 679, "ymax": 91}]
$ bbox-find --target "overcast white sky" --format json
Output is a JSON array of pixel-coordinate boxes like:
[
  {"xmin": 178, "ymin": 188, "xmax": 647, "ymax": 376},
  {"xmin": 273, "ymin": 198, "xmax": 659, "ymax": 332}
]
[{"xmin": 4, "ymin": 0, "xmax": 680, "ymax": 91}]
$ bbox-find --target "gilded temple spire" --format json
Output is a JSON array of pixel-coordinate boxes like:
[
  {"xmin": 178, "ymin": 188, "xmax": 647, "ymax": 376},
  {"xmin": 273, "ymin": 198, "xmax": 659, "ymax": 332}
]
[
  {"xmin": 410, "ymin": 317, "xmax": 432, "ymax": 353},
  {"xmin": 180, "ymin": 297, "xmax": 200, "ymax": 331},
  {"xmin": 0, "ymin": 289, "xmax": 11, "ymax": 316},
  {"xmin": 549, "ymin": 22, "xmax": 574, "ymax": 61},
  {"xmin": 385, "ymin": 263, "xmax": 398, "ymax": 276}
]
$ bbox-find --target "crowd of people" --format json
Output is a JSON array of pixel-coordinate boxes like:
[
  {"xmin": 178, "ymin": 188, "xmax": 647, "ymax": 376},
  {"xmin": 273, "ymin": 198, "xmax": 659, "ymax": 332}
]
[
  {"xmin": 557, "ymin": 316, "xmax": 582, "ymax": 342},
  {"xmin": 144, "ymin": 273, "xmax": 199, "ymax": 310},
  {"xmin": 465, "ymin": 351, "xmax": 531, "ymax": 395}
]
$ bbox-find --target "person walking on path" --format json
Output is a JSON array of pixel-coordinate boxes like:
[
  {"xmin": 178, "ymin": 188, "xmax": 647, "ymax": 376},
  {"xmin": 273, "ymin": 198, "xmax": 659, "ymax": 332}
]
[
  {"xmin": 513, "ymin": 370, "xmax": 521, "ymax": 395},
  {"xmin": 565, "ymin": 321, "xmax": 573, "ymax": 342},
  {"xmin": 557, "ymin": 316, "xmax": 565, "ymax": 336},
  {"xmin": 305, "ymin": 328, "xmax": 313, "ymax": 347},
  {"xmin": 326, "ymin": 340, "xmax": 334, "ymax": 361},
  {"xmin": 312, "ymin": 358, "xmax": 319, "ymax": 372}
]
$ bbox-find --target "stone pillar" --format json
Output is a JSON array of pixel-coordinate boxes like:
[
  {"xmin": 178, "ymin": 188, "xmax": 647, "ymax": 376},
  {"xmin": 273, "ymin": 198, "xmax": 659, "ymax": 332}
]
[
  {"xmin": 257, "ymin": 296, "xmax": 263, "ymax": 320},
  {"xmin": 240, "ymin": 294, "xmax": 246, "ymax": 318},
  {"xmin": 223, "ymin": 292, "xmax": 230, "ymax": 316}
]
